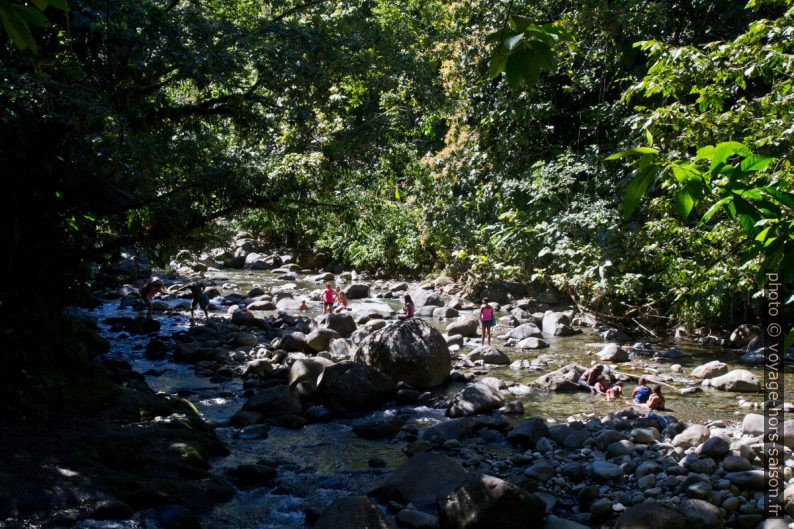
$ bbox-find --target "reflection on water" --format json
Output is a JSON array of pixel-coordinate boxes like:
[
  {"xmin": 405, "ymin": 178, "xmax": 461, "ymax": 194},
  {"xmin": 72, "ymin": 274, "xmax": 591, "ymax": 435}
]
[{"xmin": 87, "ymin": 268, "xmax": 792, "ymax": 529}]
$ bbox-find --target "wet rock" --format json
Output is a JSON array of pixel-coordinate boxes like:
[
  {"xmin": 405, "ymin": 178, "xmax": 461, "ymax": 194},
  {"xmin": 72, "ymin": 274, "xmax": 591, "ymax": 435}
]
[
  {"xmin": 421, "ymin": 418, "xmax": 480, "ymax": 444},
  {"xmin": 314, "ymin": 496, "xmax": 397, "ymax": 529},
  {"xmin": 433, "ymin": 307, "xmax": 459, "ymax": 319},
  {"xmin": 89, "ymin": 499, "xmax": 134, "ymax": 520},
  {"xmin": 506, "ymin": 418, "xmax": 549, "ymax": 448},
  {"xmin": 238, "ymin": 424, "xmax": 270, "ymax": 440},
  {"xmin": 355, "ymin": 319, "xmax": 451, "ymax": 388},
  {"xmin": 276, "ymin": 332, "xmax": 307, "ymax": 352},
  {"xmin": 344, "ymin": 284, "xmax": 370, "ymax": 299},
  {"xmin": 615, "ymin": 504, "xmax": 685, "ymax": 529},
  {"xmin": 447, "ymin": 383, "xmax": 505, "ymax": 418},
  {"xmin": 691, "ymin": 361, "xmax": 728, "ymax": 379},
  {"xmin": 723, "ymin": 470, "xmax": 765, "ymax": 489},
  {"xmin": 242, "ymin": 359, "xmax": 274, "ymax": 379},
  {"xmin": 316, "ymin": 361, "xmax": 395, "ymax": 412},
  {"xmin": 446, "ymin": 316, "xmax": 480, "ymax": 338},
  {"xmin": 681, "ymin": 499, "xmax": 723, "ymax": 529},
  {"xmin": 467, "ymin": 346, "xmax": 509, "ymax": 365},
  {"xmin": 242, "ymin": 384, "xmax": 302, "ymax": 417},
  {"xmin": 288, "ymin": 357, "xmax": 333, "ymax": 391},
  {"xmin": 741, "ymin": 413, "xmax": 764, "ymax": 435},
  {"xmin": 306, "ymin": 328, "xmax": 341, "ymax": 352},
  {"xmin": 233, "ymin": 464, "xmax": 276, "ymax": 487},
  {"xmin": 369, "ymin": 452, "xmax": 467, "ymax": 506},
  {"xmin": 234, "ymin": 332, "xmax": 258, "ymax": 347},
  {"xmin": 630, "ymin": 427, "xmax": 659, "ymax": 444},
  {"xmin": 156, "ymin": 505, "xmax": 202, "ymax": 529},
  {"xmin": 698, "ymin": 436, "xmax": 730, "ymax": 458},
  {"xmin": 397, "ymin": 508, "xmax": 438, "ymax": 529},
  {"xmin": 408, "ymin": 288, "xmax": 443, "ymax": 307},
  {"xmin": 590, "ymin": 461, "xmax": 622, "ymax": 481},
  {"xmin": 722, "ymin": 455, "xmax": 751, "ymax": 472},
  {"xmin": 531, "ymin": 364, "xmax": 585, "ymax": 392},
  {"xmin": 671, "ymin": 424, "xmax": 709, "ymax": 448},
  {"xmin": 543, "ymin": 515, "xmax": 590, "ymax": 529},
  {"xmin": 504, "ymin": 323, "xmax": 542, "ymax": 340},
  {"xmin": 730, "ymin": 324, "xmax": 761, "ymax": 348},
  {"xmin": 524, "ymin": 461, "xmax": 555, "ymax": 481},
  {"xmin": 562, "ymin": 429, "xmax": 591, "ymax": 449},
  {"xmin": 437, "ymin": 473, "xmax": 545, "ymax": 529},
  {"xmin": 353, "ymin": 417, "xmax": 405, "ymax": 440},
  {"xmin": 597, "ymin": 343, "xmax": 628, "ymax": 362},
  {"xmin": 541, "ymin": 311, "xmax": 574, "ymax": 336},
  {"xmin": 317, "ymin": 313, "xmax": 357, "ymax": 338},
  {"xmin": 701, "ymin": 370, "xmax": 760, "ymax": 392},
  {"xmin": 516, "ymin": 337, "xmax": 549, "ymax": 350}
]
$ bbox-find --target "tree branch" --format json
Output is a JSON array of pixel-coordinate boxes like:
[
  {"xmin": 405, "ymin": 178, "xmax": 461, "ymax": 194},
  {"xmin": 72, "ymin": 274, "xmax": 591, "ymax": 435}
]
[{"xmin": 269, "ymin": 0, "xmax": 327, "ymax": 24}]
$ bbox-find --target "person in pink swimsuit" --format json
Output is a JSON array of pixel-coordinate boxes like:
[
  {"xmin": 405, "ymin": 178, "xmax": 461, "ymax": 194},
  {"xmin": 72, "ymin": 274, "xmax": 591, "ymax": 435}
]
[
  {"xmin": 322, "ymin": 283, "xmax": 336, "ymax": 314},
  {"xmin": 479, "ymin": 298, "xmax": 494, "ymax": 346}
]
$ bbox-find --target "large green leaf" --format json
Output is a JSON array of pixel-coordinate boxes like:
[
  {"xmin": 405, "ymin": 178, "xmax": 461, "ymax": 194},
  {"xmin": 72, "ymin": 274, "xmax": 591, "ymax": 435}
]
[
  {"xmin": 739, "ymin": 154, "xmax": 772, "ymax": 172},
  {"xmin": 709, "ymin": 141, "xmax": 753, "ymax": 173},
  {"xmin": 622, "ymin": 156, "xmax": 658, "ymax": 219},
  {"xmin": 699, "ymin": 196, "xmax": 733, "ymax": 225},
  {"xmin": 763, "ymin": 186, "xmax": 794, "ymax": 210}
]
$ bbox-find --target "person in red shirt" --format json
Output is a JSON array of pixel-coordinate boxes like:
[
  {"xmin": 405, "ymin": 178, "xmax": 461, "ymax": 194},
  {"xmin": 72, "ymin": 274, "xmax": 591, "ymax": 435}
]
[
  {"xmin": 139, "ymin": 278, "xmax": 165, "ymax": 320},
  {"xmin": 322, "ymin": 283, "xmax": 336, "ymax": 314},
  {"xmin": 479, "ymin": 298, "xmax": 494, "ymax": 346}
]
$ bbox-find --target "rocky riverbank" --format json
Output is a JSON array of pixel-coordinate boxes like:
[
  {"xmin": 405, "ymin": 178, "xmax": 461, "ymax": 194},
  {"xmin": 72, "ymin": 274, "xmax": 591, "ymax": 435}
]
[{"xmin": 3, "ymin": 260, "xmax": 792, "ymax": 529}]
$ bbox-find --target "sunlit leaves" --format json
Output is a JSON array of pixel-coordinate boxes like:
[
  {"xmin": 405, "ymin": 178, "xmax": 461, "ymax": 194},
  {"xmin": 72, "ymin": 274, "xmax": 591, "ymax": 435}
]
[{"xmin": 0, "ymin": 0, "xmax": 67, "ymax": 52}]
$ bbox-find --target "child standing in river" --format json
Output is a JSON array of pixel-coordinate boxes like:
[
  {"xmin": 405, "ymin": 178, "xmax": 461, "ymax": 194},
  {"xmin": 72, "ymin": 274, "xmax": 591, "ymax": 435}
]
[
  {"xmin": 479, "ymin": 298, "xmax": 494, "ymax": 346},
  {"xmin": 322, "ymin": 283, "xmax": 336, "ymax": 314}
]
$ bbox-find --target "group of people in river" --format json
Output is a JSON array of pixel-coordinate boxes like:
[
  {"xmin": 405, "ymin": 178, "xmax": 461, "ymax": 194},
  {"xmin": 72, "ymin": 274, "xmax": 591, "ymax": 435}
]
[
  {"xmin": 137, "ymin": 279, "xmax": 665, "ymax": 413},
  {"xmin": 579, "ymin": 364, "xmax": 665, "ymax": 410}
]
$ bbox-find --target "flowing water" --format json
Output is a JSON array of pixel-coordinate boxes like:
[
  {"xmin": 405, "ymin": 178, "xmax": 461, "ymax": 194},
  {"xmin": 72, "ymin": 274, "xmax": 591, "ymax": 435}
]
[{"xmin": 85, "ymin": 268, "xmax": 792, "ymax": 529}]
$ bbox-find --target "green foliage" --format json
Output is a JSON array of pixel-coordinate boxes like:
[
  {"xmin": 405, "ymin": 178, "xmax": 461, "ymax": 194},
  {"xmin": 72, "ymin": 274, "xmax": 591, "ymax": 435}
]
[
  {"xmin": 0, "ymin": 0, "xmax": 66, "ymax": 52},
  {"xmin": 487, "ymin": 16, "xmax": 572, "ymax": 89}
]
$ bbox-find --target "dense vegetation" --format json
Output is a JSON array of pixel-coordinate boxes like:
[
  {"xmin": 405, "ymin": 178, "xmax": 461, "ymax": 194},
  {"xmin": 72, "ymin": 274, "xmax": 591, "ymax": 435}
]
[{"xmin": 1, "ymin": 0, "xmax": 791, "ymax": 379}]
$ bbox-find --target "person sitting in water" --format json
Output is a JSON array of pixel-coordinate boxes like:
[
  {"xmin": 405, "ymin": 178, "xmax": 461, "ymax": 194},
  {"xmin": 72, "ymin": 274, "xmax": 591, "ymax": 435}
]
[
  {"xmin": 139, "ymin": 278, "xmax": 165, "ymax": 320},
  {"xmin": 647, "ymin": 385, "xmax": 665, "ymax": 411},
  {"xmin": 398, "ymin": 295, "xmax": 415, "ymax": 321},
  {"xmin": 578, "ymin": 364, "xmax": 604, "ymax": 393},
  {"xmin": 334, "ymin": 287, "xmax": 348, "ymax": 313},
  {"xmin": 593, "ymin": 375, "xmax": 610, "ymax": 396},
  {"xmin": 606, "ymin": 381, "xmax": 624, "ymax": 401},
  {"xmin": 632, "ymin": 377, "xmax": 652, "ymax": 404},
  {"xmin": 299, "ymin": 299, "xmax": 309, "ymax": 312}
]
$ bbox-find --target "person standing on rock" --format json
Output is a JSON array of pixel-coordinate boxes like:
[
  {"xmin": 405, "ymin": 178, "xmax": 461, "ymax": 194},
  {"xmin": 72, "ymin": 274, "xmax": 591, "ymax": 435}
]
[
  {"xmin": 139, "ymin": 278, "xmax": 165, "ymax": 320},
  {"xmin": 479, "ymin": 298, "xmax": 494, "ymax": 346},
  {"xmin": 398, "ymin": 295, "xmax": 414, "ymax": 321},
  {"xmin": 322, "ymin": 283, "xmax": 336, "ymax": 314},
  {"xmin": 334, "ymin": 287, "xmax": 348, "ymax": 313}
]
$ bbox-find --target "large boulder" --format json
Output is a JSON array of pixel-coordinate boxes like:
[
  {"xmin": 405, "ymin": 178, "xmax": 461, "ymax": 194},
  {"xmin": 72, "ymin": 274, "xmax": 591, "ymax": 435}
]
[
  {"xmin": 288, "ymin": 358, "xmax": 333, "ymax": 390},
  {"xmin": 691, "ymin": 361, "xmax": 728, "ymax": 379},
  {"xmin": 344, "ymin": 284, "xmax": 370, "ymax": 299},
  {"xmin": 504, "ymin": 323, "xmax": 542, "ymax": 340},
  {"xmin": 314, "ymin": 496, "xmax": 397, "ymax": 529},
  {"xmin": 369, "ymin": 452, "xmax": 467, "ymax": 506},
  {"xmin": 306, "ymin": 328, "xmax": 341, "ymax": 352},
  {"xmin": 615, "ymin": 504, "xmax": 685, "ymax": 529},
  {"xmin": 517, "ymin": 337, "xmax": 549, "ymax": 350},
  {"xmin": 506, "ymin": 418, "xmax": 549, "ymax": 448},
  {"xmin": 541, "ymin": 311, "xmax": 574, "ymax": 336},
  {"xmin": 680, "ymin": 499, "xmax": 723, "ymax": 529},
  {"xmin": 596, "ymin": 343, "xmax": 628, "ymax": 362},
  {"xmin": 742, "ymin": 413, "xmax": 764, "ymax": 435},
  {"xmin": 531, "ymin": 364, "xmax": 585, "ymax": 392},
  {"xmin": 446, "ymin": 383, "xmax": 505, "ymax": 418},
  {"xmin": 408, "ymin": 288, "xmax": 443, "ymax": 307},
  {"xmin": 316, "ymin": 361, "xmax": 395, "ymax": 412},
  {"xmin": 242, "ymin": 385, "xmax": 302, "ymax": 417},
  {"xmin": 701, "ymin": 369, "xmax": 760, "ymax": 392},
  {"xmin": 446, "ymin": 316, "xmax": 480, "ymax": 338},
  {"xmin": 317, "ymin": 313, "xmax": 357, "ymax": 338},
  {"xmin": 467, "ymin": 346, "xmax": 509, "ymax": 365},
  {"xmin": 671, "ymin": 424, "xmax": 709, "ymax": 449},
  {"xmin": 438, "ymin": 473, "xmax": 545, "ymax": 529},
  {"xmin": 355, "ymin": 319, "xmax": 451, "ymax": 388},
  {"xmin": 730, "ymin": 324, "xmax": 761, "ymax": 348}
]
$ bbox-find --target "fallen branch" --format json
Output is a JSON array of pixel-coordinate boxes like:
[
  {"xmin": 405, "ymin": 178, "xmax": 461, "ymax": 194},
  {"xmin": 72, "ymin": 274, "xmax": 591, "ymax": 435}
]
[{"xmin": 612, "ymin": 370, "xmax": 678, "ymax": 391}]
